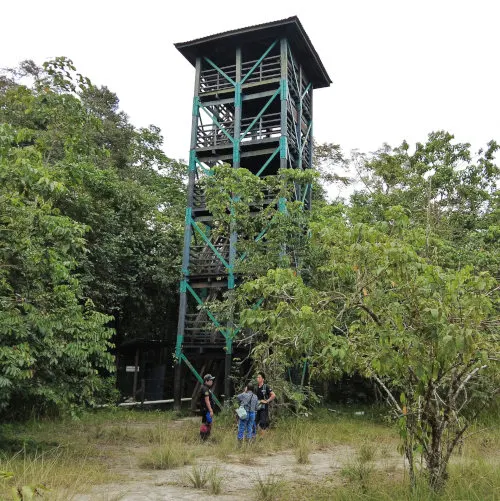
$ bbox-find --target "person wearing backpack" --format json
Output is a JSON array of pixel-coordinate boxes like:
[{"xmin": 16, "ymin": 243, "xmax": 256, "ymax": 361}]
[
  {"xmin": 236, "ymin": 382, "xmax": 258, "ymax": 443},
  {"xmin": 254, "ymin": 372, "xmax": 276, "ymax": 436}
]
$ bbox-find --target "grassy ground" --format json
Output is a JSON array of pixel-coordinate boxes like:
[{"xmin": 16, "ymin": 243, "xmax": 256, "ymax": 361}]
[{"xmin": 0, "ymin": 405, "xmax": 498, "ymax": 500}]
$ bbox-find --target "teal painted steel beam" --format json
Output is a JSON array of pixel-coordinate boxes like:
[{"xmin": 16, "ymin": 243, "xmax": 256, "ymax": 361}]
[
  {"xmin": 174, "ymin": 56, "xmax": 202, "ymax": 410},
  {"xmin": 300, "ymin": 122, "xmax": 312, "ymax": 155},
  {"xmin": 256, "ymin": 146, "xmax": 280, "ymax": 177},
  {"xmin": 240, "ymin": 87, "xmax": 280, "ymax": 140},
  {"xmin": 204, "ymin": 57, "xmax": 236, "ymax": 86},
  {"xmin": 233, "ymin": 50, "xmax": 242, "ymax": 169},
  {"xmin": 288, "ymin": 43, "xmax": 300, "ymax": 96},
  {"xmin": 198, "ymin": 102, "xmax": 235, "ymax": 144},
  {"xmin": 301, "ymin": 82, "xmax": 312, "ymax": 100},
  {"xmin": 188, "ymin": 150, "xmax": 197, "ymax": 172},
  {"xmin": 241, "ymin": 40, "xmax": 278, "ymax": 85},
  {"xmin": 185, "ymin": 282, "xmax": 228, "ymax": 339},
  {"xmin": 278, "ymin": 197, "xmax": 287, "ymax": 213},
  {"xmin": 190, "ymin": 217, "xmax": 230, "ymax": 269},
  {"xmin": 195, "ymin": 158, "xmax": 212, "ymax": 175},
  {"xmin": 301, "ymin": 359, "xmax": 308, "ymax": 388},
  {"xmin": 279, "ymin": 38, "xmax": 288, "ymax": 170},
  {"xmin": 301, "ymin": 183, "xmax": 310, "ymax": 203},
  {"xmin": 280, "ymin": 136, "xmax": 287, "ymax": 158},
  {"xmin": 226, "ymin": 336, "xmax": 233, "ymax": 355},
  {"xmin": 180, "ymin": 354, "xmax": 223, "ymax": 409}
]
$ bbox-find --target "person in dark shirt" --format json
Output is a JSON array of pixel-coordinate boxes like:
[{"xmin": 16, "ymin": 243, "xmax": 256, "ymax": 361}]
[
  {"xmin": 254, "ymin": 371, "xmax": 276, "ymax": 436},
  {"xmin": 199, "ymin": 373, "xmax": 215, "ymax": 441}
]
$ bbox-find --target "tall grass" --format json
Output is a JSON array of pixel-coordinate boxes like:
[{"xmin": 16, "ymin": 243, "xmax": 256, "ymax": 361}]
[
  {"xmin": 185, "ymin": 465, "xmax": 209, "ymax": 488},
  {"xmin": 270, "ymin": 462, "xmax": 500, "ymax": 501},
  {"xmin": 254, "ymin": 473, "xmax": 284, "ymax": 501},
  {"xmin": 138, "ymin": 437, "xmax": 193, "ymax": 470},
  {"xmin": 1, "ymin": 405, "xmax": 498, "ymax": 500},
  {"xmin": 341, "ymin": 442, "xmax": 376, "ymax": 493},
  {"xmin": 207, "ymin": 465, "xmax": 224, "ymax": 495},
  {"xmin": 0, "ymin": 444, "xmax": 113, "ymax": 501}
]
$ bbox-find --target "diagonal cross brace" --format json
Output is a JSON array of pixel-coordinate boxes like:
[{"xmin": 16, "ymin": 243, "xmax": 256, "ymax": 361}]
[
  {"xmin": 180, "ymin": 354, "xmax": 223, "ymax": 409},
  {"xmin": 190, "ymin": 217, "xmax": 230, "ymax": 269},
  {"xmin": 300, "ymin": 122, "xmax": 312, "ymax": 155},
  {"xmin": 256, "ymin": 146, "xmax": 280, "ymax": 177},
  {"xmin": 301, "ymin": 82, "xmax": 312, "ymax": 100},
  {"xmin": 301, "ymin": 184, "xmax": 310, "ymax": 203},
  {"xmin": 230, "ymin": 297, "xmax": 265, "ymax": 338},
  {"xmin": 241, "ymin": 40, "xmax": 278, "ymax": 85},
  {"xmin": 287, "ymin": 44, "xmax": 300, "ymax": 97},
  {"xmin": 240, "ymin": 87, "xmax": 280, "ymax": 140},
  {"xmin": 204, "ymin": 57, "xmax": 236, "ymax": 86},
  {"xmin": 195, "ymin": 158, "xmax": 214, "ymax": 176},
  {"xmin": 185, "ymin": 282, "xmax": 229, "ymax": 339},
  {"xmin": 198, "ymin": 102, "xmax": 235, "ymax": 144}
]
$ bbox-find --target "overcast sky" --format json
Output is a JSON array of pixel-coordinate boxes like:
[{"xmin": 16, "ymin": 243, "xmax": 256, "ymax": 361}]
[{"xmin": 2, "ymin": 0, "xmax": 499, "ymax": 163}]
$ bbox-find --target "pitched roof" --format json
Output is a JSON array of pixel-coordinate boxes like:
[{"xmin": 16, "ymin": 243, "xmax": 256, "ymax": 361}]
[{"xmin": 175, "ymin": 16, "xmax": 332, "ymax": 89}]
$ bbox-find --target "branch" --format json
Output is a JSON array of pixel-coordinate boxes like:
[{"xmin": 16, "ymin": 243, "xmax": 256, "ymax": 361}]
[
  {"xmin": 356, "ymin": 304, "xmax": 382, "ymax": 326},
  {"xmin": 443, "ymin": 406, "xmax": 482, "ymax": 466},
  {"xmin": 454, "ymin": 365, "xmax": 488, "ymax": 400},
  {"xmin": 372, "ymin": 375, "xmax": 403, "ymax": 414},
  {"xmin": 485, "ymin": 285, "xmax": 500, "ymax": 296}
]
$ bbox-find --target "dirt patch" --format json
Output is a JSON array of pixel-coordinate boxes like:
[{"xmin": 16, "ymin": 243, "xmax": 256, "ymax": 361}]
[{"xmin": 74, "ymin": 441, "xmax": 404, "ymax": 500}]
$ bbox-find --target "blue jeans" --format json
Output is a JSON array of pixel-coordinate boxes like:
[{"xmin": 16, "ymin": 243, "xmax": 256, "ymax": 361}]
[{"xmin": 237, "ymin": 411, "xmax": 255, "ymax": 440}]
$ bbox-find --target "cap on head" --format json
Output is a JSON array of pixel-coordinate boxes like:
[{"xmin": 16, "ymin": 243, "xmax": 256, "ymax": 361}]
[{"xmin": 204, "ymin": 374, "xmax": 215, "ymax": 381}]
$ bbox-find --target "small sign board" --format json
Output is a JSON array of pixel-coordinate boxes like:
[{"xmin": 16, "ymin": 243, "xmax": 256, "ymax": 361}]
[{"xmin": 126, "ymin": 366, "xmax": 139, "ymax": 372}]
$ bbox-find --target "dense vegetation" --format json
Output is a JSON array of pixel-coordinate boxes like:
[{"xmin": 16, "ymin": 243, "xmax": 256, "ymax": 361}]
[
  {"xmin": 1, "ymin": 58, "xmax": 498, "ymax": 491},
  {"xmin": 0, "ymin": 59, "xmax": 185, "ymax": 417}
]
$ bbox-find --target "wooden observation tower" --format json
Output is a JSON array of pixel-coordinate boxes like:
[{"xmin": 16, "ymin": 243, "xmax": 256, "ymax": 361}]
[{"xmin": 173, "ymin": 16, "xmax": 331, "ymax": 409}]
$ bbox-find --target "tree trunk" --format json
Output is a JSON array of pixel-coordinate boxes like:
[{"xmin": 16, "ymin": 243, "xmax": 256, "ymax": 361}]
[
  {"xmin": 405, "ymin": 443, "xmax": 416, "ymax": 490},
  {"xmin": 424, "ymin": 426, "xmax": 448, "ymax": 492}
]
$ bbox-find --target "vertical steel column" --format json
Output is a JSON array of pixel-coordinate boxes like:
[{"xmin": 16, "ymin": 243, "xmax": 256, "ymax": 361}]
[
  {"xmin": 233, "ymin": 48, "xmax": 242, "ymax": 170},
  {"xmin": 174, "ymin": 57, "xmax": 201, "ymax": 410},
  {"xmin": 279, "ymin": 38, "xmax": 288, "ymax": 170},
  {"xmin": 225, "ymin": 47, "xmax": 242, "ymax": 401},
  {"xmin": 295, "ymin": 63, "xmax": 304, "ymax": 201},
  {"xmin": 306, "ymin": 89, "xmax": 313, "ymax": 209},
  {"xmin": 297, "ymin": 64, "xmax": 303, "ymax": 170}
]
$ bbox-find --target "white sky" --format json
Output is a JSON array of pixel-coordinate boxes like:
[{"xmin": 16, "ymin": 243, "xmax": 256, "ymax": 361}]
[{"xmin": 2, "ymin": 0, "xmax": 499, "ymax": 163}]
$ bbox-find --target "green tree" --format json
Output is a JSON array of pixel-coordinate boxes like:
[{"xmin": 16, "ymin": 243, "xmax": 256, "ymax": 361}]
[
  {"xmin": 238, "ymin": 206, "xmax": 499, "ymax": 490},
  {"xmin": 0, "ymin": 124, "xmax": 114, "ymax": 416},
  {"xmin": 0, "ymin": 58, "xmax": 186, "ymax": 415},
  {"xmin": 228, "ymin": 132, "xmax": 499, "ymax": 491},
  {"xmin": 0, "ymin": 58, "xmax": 185, "ymax": 355},
  {"xmin": 349, "ymin": 131, "xmax": 500, "ymax": 273}
]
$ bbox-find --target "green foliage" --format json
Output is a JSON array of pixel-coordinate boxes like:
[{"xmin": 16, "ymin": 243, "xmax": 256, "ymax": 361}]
[
  {"xmin": 204, "ymin": 164, "xmax": 316, "ymax": 277},
  {"xmin": 230, "ymin": 132, "xmax": 499, "ymax": 492},
  {"xmin": 0, "ymin": 124, "xmax": 114, "ymax": 416},
  {"xmin": 2, "ymin": 407, "xmax": 498, "ymax": 499},
  {"xmin": 0, "ymin": 58, "xmax": 186, "ymax": 417},
  {"xmin": 349, "ymin": 131, "xmax": 500, "ymax": 274}
]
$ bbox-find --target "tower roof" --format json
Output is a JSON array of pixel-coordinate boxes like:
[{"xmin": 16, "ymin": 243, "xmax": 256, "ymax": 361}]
[{"xmin": 175, "ymin": 16, "xmax": 332, "ymax": 89}]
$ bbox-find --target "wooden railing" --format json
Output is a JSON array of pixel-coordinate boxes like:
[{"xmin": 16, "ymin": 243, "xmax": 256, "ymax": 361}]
[
  {"xmin": 184, "ymin": 313, "xmax": 225, "ymax": 344},
  {"xmin": 199, "ymin": 55, "xmax": 281, "ymax": 94},
  {"xmin": 196, "ymin": 112, "xmax": 281, "ymax": 149},
  {"xmin": 189, "ymin": 242, "xmax": 229, "ymax": 276}
]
